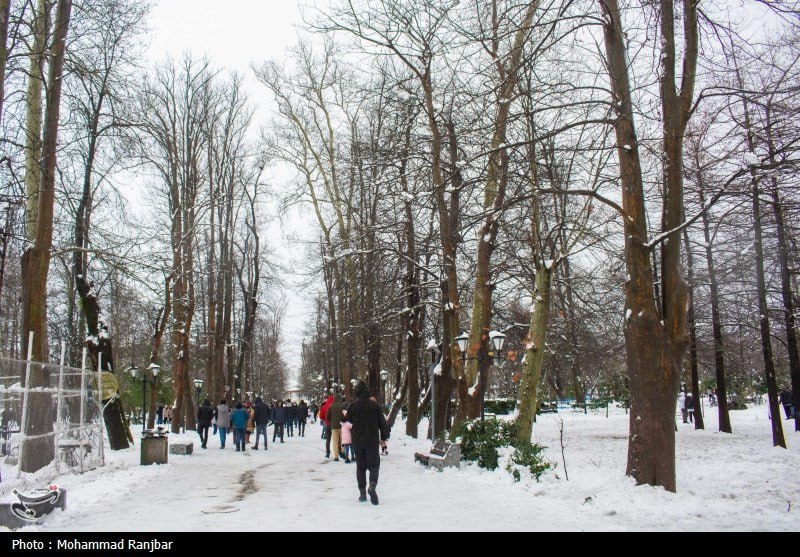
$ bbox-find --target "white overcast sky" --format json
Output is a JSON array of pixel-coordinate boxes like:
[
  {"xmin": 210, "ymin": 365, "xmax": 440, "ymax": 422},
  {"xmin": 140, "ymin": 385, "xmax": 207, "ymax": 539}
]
[{"xmin": 144, "ymin": 1, "xmax": 314, "ymax": 381}]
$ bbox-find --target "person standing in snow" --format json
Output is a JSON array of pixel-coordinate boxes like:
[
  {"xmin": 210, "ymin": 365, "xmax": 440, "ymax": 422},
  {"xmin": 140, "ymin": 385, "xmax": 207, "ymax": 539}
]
[
  {"xmin": 197, "ymin": 399, "xmax": 214, "ymax": 449},
  {"xmin": 329, "ymin": 394, "xmax": 346, "ymax": 461},
  {"xmin": 285, "ymin": 400, "xmax": 296, "ymax": 437},
  {"xmin": 309, "ymin": 401, "xmax": 319, "ymax": 423},
  {"xmin": 347, "ymin": 381, "xmax": 389, "ymax": 505},
  {"xmin": 297, "ymin": 400, "xmax": 308, "ymax": 437},
  {"xmin": 214, "ymin": 400, "xmax": 230, "ymax": 449},
  {"xmin": 685, "ymin": 392, "xmax": 695, "ymax": 424},
  {"xmin": 163, "ymin": 405, "xmax": 172, "ymax": 425},
  {"xmin": 231, "ymin": 402, "xmax": 249, "ymax": 452},
  {"xmin": 678, "ymin": 389, "xmax": 687, "ymax": 423},
  {"xmin": 244, "ymin": 401, "xmax": 255, "ymax": 445},
  {"xmin": 319, "ymin": 393, "xmax": 334, "ymax": 456},
  {"xmin": 271, "ymin": 399, "xmax": 286, "ymax": 443},
  {"xmin": 252, "ymin": 397, "xmax": 271, "ymax": 450},
  {"xmin": 340, "ymin": 411, "xmax": 354, "ymax": 463}
]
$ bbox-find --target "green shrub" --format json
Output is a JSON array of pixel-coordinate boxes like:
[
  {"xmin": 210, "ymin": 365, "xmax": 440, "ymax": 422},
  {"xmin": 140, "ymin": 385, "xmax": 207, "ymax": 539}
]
[
  {"xmin": 449, "ymin": 418, "xmax": 550, "ymax": 481},
  {"xmin": 507, "ymin": 440, "xmax": 550, "ymax": 481},
  {"xmin": 484, "ymin": 399, "xmax": 516, "ymax": 415}
]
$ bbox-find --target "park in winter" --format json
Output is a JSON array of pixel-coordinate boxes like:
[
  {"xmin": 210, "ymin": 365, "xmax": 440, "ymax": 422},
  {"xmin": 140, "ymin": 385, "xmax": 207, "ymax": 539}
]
[{"xmin": 0, "ymin": 0, "xmax": 799, "ymax": 535}]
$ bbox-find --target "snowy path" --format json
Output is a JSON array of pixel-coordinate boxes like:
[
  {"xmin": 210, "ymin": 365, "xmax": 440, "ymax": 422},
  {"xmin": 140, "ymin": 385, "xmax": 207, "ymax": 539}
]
[
  {"xmin": 39, "ymin": 422, "xmax": 587, "ymax": 532},
  {"xmin": 11, "ymin": 405, "xmax": 800, "ymax": 532}
]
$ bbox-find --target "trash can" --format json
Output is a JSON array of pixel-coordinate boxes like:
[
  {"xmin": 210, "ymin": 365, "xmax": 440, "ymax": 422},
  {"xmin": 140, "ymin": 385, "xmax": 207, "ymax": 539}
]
[{"xmin": 140, "ymin": 429, "xmax": 168, "ymax": 465}]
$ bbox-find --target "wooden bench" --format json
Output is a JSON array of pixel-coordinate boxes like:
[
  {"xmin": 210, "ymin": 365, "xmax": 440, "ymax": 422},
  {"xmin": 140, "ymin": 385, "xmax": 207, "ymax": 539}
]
[{"xmin": 414, "ymin": 439, "xmax": 461, "ymax": 471}]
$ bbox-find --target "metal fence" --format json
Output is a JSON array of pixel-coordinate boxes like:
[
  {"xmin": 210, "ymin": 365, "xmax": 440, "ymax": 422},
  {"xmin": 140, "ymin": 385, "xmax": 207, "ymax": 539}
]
[{"xmin": 0, "ymin": 343, "xmax": 105, "ymax": 495}]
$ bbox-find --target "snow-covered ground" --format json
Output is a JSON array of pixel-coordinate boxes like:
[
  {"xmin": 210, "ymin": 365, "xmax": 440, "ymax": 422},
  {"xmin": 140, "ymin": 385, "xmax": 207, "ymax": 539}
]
[{"xmin": 4, "ymin": 402, "xmax": 799, "ymax": 532}]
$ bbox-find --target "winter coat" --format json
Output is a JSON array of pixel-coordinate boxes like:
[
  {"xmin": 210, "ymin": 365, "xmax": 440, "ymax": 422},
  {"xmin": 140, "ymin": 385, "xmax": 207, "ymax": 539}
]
[
  {"xmin": 329, "ymin": 400, "xmax": 345, "ymax": 429},
  {"xmin": 231, "ymin": 407, "xmax": 249, "ymax": 429},
  {"xmin": 780, "ymin": 389, "xmax": 793, "ymax": 405},
  {"xmin": 253, "ymin": 401, "xmax": 271, "ymax": 425},
  {"xmin": 685, "ymin": 393, "xmax": 694, "ymax": 413},
  {"xmin": 677, "ymin": 392, "xmax": 686, "ymax": 410},
  {"xmin": 215, "ymin": 404, "xmax": 231, "ymax": 428},
  {"xmin": 319, "ymin": 395, "xmax": 334, "ymax": 425},
  {"xmin": 285, "ymin": 404, "xmax": 296, "ymax": 422},
  {"xmin": 197, "ymin": 403, "xmax": 214, "ymax": 427},
  {"xmin": 271, "ymin": 406, "xmax": 286, "ymax": 424},
  {"xmin": 341, "ymin": 421, "xmax": 353, "ymax": 445},
  {"xmin": 347, "ymin": 382, "xmax": 389, "ymax": 448},
  {"xmin": 298, "ymin": 402, "xmax": 309, "ymax": 420},
  {"xmin": 246, "ymin": 406, "xmax": 255, "ymax": 432}
]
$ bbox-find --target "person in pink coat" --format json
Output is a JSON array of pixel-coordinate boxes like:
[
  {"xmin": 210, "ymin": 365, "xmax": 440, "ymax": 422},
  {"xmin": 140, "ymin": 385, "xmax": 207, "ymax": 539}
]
[{"xmin": 340, "ymin": 410, "xmax": 354, "ymax": 463}]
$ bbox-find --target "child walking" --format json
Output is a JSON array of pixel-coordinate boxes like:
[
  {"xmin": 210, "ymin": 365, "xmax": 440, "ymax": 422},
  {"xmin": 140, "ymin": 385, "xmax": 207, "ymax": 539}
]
[{"xmin": 341, "ymin": 412, "xmax": 354, "ymax": 463}]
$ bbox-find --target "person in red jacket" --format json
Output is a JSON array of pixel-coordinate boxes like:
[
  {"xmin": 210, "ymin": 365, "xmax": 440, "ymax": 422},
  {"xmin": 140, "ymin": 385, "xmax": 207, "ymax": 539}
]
[{"xmin": 319, "ymin": 393, "xmax": 335, "ymax": 458}]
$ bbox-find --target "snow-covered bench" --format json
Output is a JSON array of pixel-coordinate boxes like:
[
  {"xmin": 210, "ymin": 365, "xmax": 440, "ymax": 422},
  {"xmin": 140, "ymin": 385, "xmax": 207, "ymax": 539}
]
[
  {"xmin": 169, "ymin": 441, "xmax": 193, "ymax": 455},
  {"xmin": 414, "ymin": 439, "xmax": 460, "ymax": 471}
]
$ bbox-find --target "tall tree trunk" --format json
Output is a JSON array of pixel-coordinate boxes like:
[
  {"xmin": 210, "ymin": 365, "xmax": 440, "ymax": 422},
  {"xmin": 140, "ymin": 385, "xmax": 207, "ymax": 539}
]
[
  {"xmin": 683, "ymin": 228, "xmax": 704, "ymax": 429},
  {"xmin": 147, "ymin": 274, "xmax": 172, "ymax": 430},
  {"xmin": 515, "ymin": 261, "xmax": 553, "ymax": 443},
  {"xmin": 600, "ymin": 0, "xmax": 693, "ymax": 492},
  {"xmin": 23, "ymin": 0, "xmax": 48, "ymax": 243},
  {"xmin": 461, "ymin": 3, "xmax": 537, "ymax": 423},
  {"xmin": 769, "ymin": 185, "xmax": 800, "ymax": 432},
  {"xmin": 737, "ymin": 74, "xmax": 786, "ymax": 447},
  {"xmin": 750, "ymin": 175, "xmax": 786, "ymax": 447},
  {"xmin": 698, "ymin": 185, "xmax": 731, "ymax": 432},
  {"xmin": 20, "ymin": 0, "xmax": 73, "ymax": 473}
]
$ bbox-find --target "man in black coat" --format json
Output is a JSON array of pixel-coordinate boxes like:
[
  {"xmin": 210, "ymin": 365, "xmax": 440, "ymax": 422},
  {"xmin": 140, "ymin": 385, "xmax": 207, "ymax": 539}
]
[
  {"xmin": 196, "ymin": 399, "xmax": 215, "ymax": 449},
  {"xmin": 297, "ymin": 400, "xmax": 309, "ymax": 436},
  {"xmin": 252, "ymin": 397, "xmax": 271, "ymax": 449},
  {"xmin": 347, "ymin": 381, "xmax": 390, "ymax": 505}
]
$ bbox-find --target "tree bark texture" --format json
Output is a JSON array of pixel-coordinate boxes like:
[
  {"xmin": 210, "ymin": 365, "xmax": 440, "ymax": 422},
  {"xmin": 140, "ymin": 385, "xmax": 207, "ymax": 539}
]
[{"xmin": 20, "ymin": 0, "xmax": 73, "ymax": 473}]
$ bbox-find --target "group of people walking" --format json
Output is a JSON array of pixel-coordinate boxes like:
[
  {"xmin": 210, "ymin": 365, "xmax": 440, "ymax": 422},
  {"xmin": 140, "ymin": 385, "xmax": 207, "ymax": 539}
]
[
  {"xmin": 195, "ymin": 398, "xmax": 312, "ymax": 450},
  {"xmin": 193, "ymin": 381, "xmax": 390, "ymax": 506}
]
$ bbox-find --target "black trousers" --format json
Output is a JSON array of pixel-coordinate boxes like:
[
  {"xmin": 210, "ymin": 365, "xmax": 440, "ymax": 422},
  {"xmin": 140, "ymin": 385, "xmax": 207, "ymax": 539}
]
[
  {"xmin": 272, "ymin": 423, "xmax": 284, "ymax": 442},
  {"xmin": 198, "ymin": 425, "xmax": 209, "ymax": 447},
  {"xmin": 298, "ymin": 420, "xmax": 306, "ymax": 436},
  {"xmin": 354, "ymin": 445, "xmax": 380, "ymax": 489}
]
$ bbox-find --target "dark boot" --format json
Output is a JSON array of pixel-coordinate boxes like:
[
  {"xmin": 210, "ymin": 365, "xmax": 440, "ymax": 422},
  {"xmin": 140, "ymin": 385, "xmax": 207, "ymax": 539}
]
[
  {"xmin": 368, "ymin": 482, "xmax": 378, "ymax": 505},
  {"xmin": 358, "ymin": 488, "xmax": 367, "ymax": 503}
]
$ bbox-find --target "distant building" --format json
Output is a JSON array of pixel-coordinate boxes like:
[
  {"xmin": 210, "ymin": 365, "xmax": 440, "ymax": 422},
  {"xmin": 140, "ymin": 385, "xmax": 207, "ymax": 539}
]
[{"xmin": 284, "ymin": 388, "xmax": 304, "ymax": 402}]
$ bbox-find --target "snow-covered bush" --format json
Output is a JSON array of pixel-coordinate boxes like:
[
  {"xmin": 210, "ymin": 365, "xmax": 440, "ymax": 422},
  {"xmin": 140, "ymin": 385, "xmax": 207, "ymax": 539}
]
[{"xmin": 450, "ymin": 418, "xmax": 550, "ymax": 481}]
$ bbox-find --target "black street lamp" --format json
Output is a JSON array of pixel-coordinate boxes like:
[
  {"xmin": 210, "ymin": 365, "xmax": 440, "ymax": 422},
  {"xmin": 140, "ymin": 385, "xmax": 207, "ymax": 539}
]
[
  {"xmin": 193, "ymin": 378, "xmax": 204, "ymax": 406},
  {"xmin": 455, "ymin": 330, "xmax": 507, "ymax": 421},
  {"xmin": 129, "ymin": 363, "xmax": 161, "ymax": 433}
]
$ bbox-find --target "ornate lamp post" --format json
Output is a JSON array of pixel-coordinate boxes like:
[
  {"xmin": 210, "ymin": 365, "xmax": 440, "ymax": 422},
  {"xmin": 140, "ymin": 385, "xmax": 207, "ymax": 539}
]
[
  {"xmin": 129, "ymin": 363, "xmax": 161, "ymax": 433},
  {"xmin": 193, "ymin": 378, "xmax": 204, "ymax": 406},
  {"xmin": 455, "ymin": 330, "xmax": 506, "ymax": 421}
]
